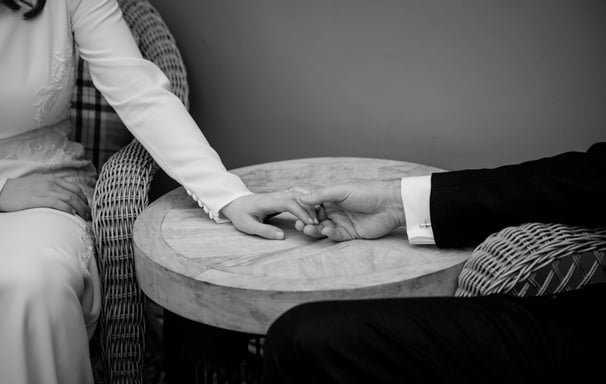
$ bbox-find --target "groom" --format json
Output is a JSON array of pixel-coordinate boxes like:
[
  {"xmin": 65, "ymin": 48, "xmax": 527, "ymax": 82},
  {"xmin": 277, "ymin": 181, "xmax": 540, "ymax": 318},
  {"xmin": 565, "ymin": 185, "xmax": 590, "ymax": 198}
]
[{"xmin": 263, "ymin": 142, "xmax": 606, "ymax": 384}]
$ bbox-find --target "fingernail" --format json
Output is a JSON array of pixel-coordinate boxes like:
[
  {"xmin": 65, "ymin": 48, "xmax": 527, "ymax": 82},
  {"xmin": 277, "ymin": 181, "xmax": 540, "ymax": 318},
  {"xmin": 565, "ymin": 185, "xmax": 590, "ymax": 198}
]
[{"xmin": 274, "ymin": 231, "xmax": 284, "ymax": 240}]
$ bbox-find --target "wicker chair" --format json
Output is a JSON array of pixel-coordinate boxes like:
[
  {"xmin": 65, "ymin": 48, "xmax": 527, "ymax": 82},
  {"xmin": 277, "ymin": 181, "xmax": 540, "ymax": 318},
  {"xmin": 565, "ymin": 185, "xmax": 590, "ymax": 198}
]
[
  {"xmin": 70, "ymin": 0, "xmax": 188, "ymax": 382},
  {"xmin": 455, "ymin": 223, "xmax": 606, "ymax": 298}
]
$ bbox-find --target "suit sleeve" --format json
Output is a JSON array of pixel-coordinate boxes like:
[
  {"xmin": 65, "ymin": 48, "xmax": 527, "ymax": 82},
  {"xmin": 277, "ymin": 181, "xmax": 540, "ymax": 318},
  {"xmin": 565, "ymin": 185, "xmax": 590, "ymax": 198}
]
[{"xmin": 430, "ymin": 142, "xmax": 606, "ymax": 248}]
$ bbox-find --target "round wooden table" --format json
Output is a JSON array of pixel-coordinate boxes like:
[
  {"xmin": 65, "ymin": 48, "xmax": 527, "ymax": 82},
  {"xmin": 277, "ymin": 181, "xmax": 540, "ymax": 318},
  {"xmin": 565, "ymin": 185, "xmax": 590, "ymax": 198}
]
[{"xmin": 133, "ymin": 157, "xmax": 472, "ymax": 335}]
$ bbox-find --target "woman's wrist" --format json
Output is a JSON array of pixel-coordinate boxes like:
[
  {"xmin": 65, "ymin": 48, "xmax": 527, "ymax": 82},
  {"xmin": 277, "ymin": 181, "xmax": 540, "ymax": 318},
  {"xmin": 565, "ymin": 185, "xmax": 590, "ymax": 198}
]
[{"xmin": 218, "ymin": 191, "xmax": 255, "ymax": 222}]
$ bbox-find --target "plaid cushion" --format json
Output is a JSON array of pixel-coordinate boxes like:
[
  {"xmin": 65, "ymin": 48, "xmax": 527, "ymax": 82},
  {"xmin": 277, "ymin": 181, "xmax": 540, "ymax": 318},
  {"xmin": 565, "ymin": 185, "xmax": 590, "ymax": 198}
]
[{"xmin": 70, "ymin": 57, "xmax": 133, "ymax": 171}]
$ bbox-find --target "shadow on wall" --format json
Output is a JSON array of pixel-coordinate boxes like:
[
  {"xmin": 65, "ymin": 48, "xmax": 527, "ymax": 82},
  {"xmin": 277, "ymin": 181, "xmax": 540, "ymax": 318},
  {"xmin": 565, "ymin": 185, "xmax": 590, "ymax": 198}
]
[{"xmin": 150, "ymin": 0, "xmax": 606, "ymax": 170}]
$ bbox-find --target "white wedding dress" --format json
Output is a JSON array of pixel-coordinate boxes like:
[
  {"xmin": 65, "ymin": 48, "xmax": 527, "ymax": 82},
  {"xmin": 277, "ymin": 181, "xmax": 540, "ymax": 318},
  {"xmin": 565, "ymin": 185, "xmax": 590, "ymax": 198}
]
[{"xmin": 0, "ymin": 0, "xmax": 251, "ymax": 383}]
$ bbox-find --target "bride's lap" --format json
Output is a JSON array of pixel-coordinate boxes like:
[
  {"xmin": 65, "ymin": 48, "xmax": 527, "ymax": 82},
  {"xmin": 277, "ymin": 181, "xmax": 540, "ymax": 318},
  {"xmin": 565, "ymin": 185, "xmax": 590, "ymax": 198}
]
[
  {"xmin": 0, "ymin": 207, "xmax": 100, "ymax": 325},
  {"xmin": 0, "ymin": 208, "xmax": 101, "ymax": 384}
]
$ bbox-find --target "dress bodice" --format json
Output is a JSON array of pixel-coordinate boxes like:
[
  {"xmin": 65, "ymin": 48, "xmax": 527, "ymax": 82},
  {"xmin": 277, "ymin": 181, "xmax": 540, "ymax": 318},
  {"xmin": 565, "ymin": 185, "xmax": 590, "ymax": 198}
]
[
  {"xmin": 0, "ymin": 2, "xmax": 95, "ymax": 198},
  {"xmin": 0, "ymin": 2, "xmax": 76, "ymax": 138}
]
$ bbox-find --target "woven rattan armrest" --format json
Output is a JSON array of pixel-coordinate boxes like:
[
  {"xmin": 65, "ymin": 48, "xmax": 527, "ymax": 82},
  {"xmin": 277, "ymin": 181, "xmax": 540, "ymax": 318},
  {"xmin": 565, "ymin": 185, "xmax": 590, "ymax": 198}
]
[
  {"xmin": 455, "ymin": 223, "xmax": 606, "ymax": 297},
  {"xmin": 92, "ymin": 140, "xmax": 158, "ymax": 384},
  {"xmin": 90, "ymin": 1, "xmax": 189, "ymax": 383}
]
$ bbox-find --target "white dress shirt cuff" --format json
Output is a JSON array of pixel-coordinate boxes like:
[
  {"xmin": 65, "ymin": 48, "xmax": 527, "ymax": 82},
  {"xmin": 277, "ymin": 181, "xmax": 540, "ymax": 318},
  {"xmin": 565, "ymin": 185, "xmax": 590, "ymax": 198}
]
[{"xmin": 400, "ymin": 175, "xmax": 435, "ymax": 245}]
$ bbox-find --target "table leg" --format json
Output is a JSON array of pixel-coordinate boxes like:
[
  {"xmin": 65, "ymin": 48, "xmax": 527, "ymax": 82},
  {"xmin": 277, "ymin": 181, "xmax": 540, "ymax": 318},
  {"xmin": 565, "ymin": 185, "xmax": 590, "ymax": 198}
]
[{"xmin": 163, "ymin": 310, "xmax": 264, "ymax": 384}]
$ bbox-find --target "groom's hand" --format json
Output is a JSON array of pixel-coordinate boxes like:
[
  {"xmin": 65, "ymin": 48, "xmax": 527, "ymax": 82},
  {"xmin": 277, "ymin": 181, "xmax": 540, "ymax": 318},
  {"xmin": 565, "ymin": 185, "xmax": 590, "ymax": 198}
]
[{"xmin": 295, "ymin": 180, "xmax": 406, "ymax": 241}]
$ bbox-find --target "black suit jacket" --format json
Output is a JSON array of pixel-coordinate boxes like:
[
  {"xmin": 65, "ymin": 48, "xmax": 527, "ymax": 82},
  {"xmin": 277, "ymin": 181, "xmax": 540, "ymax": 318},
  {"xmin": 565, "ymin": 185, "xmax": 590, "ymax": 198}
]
[{"xmin": 430, "ymin": 142, "xmax": 606, "ymax": 248}]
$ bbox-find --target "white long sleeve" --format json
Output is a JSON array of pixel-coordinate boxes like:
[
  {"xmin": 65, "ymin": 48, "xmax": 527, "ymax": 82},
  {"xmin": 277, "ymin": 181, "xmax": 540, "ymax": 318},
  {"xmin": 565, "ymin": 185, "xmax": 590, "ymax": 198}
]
[
  {"xmin": 400, "ymin": 175, "xmax": 436, "ymax": 245},
  {"xmin": 69, "ymin": 0, "xmax": 251, "ymax": 220}
]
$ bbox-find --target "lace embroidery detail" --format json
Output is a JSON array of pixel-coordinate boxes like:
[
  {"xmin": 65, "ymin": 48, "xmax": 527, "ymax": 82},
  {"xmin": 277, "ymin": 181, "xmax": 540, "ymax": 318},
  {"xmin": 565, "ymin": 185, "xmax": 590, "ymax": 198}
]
[
  {"xmin": 0, "ymin": 119, "xmax": 97, "ymax": 204},
  {"xmin": 78, "ymin": 221, "xmax": 96, "ymax": 273},
  {"xmin": 34, "ymin": 47, "xmax": 75, "ymax": 127}
]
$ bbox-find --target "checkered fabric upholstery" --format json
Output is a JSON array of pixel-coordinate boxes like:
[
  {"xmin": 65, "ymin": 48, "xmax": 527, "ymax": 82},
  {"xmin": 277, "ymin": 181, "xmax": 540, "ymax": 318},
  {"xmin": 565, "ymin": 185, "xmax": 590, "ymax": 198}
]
[{"xmin": 70, "ymin": 58, "xmax": 133, "ymax": 171}]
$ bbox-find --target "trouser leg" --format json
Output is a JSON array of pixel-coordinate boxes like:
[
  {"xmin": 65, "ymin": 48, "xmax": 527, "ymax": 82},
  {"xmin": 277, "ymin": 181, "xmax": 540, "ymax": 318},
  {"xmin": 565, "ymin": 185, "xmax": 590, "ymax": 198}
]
[{"xmin": 265, "ymin": 284, "xmax": 606, "ymax": 384}]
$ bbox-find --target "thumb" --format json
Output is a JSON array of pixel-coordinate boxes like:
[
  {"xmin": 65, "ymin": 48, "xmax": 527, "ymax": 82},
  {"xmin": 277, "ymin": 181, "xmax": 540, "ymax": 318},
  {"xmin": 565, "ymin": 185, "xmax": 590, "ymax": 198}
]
[{"xmin": 299, "ymin": 185, "xmax": 349, "ymax": 206}]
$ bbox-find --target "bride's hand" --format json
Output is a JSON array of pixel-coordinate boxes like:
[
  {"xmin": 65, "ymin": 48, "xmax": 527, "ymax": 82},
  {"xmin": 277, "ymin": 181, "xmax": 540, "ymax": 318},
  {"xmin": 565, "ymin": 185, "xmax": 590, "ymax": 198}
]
[
  {"xmin": 220, "ymin": 191, "xmax": 318, "ymax": 240},
  {"xmin": 0, "ymin": 175, "xmax": 91, "ymax": 220}
]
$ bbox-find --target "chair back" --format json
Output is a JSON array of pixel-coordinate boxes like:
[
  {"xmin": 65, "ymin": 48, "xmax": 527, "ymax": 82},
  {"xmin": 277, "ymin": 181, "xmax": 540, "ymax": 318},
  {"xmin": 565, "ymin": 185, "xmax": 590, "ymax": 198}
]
[{"xmin": 70, "ymin": 58, "xmax": 133, "ymax": 171}]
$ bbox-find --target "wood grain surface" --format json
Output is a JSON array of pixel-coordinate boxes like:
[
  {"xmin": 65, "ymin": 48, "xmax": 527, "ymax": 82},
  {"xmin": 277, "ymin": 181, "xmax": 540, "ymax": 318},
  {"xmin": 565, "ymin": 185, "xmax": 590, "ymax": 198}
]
[{"xmin": 134, "ymin": 158, "xmax": 472, "ymax": 334}]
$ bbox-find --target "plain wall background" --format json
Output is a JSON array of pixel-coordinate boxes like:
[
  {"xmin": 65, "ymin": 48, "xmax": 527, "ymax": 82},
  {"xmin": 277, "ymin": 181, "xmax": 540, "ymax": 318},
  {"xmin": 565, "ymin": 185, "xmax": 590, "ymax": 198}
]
[{"xmin": 149, "ymin": 0, "xmax": 606, "ymax": 171}]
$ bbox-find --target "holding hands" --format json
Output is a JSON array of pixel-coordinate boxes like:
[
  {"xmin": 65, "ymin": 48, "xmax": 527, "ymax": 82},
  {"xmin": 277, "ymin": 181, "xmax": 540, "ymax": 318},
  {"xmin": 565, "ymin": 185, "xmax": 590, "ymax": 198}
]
[
  {"xmin": 294, "ymin": 180, "xmax": 406, "ymax": 241},
  {"xmin": 217, "ymin": 180, "xmax": 406, "ymax": 241}
]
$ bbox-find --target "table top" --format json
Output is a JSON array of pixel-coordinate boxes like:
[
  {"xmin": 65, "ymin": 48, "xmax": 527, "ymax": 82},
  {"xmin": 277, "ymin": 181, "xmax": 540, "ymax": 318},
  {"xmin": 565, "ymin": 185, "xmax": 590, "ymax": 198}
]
[{"xmin": 133, "ymin": 157, "xmax": 472, "ymax": 334}]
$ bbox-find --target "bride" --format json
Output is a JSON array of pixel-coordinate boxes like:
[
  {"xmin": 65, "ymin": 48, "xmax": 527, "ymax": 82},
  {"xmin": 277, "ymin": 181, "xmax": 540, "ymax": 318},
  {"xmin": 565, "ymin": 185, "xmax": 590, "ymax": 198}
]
[{"xmin": 0, "ymin": 0, "xmax": 315, "ymax": 383}]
